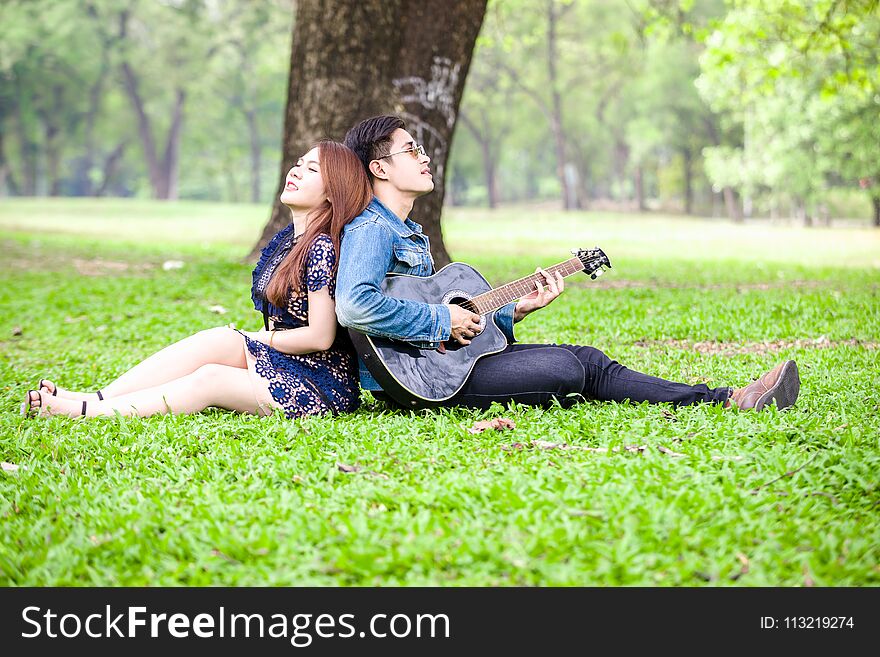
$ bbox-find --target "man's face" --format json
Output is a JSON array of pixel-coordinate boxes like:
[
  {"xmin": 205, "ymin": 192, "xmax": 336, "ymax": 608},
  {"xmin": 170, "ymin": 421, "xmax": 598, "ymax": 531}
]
[{"xmin": 371, "ymin": 128, "xmax": 434, "ymax": 196}]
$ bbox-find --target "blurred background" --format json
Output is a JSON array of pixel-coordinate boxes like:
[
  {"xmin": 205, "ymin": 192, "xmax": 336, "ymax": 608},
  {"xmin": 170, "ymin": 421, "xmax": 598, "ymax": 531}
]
[{"xmin": 0, "ymin": 0, "xmax": 877, "ymax": 225}]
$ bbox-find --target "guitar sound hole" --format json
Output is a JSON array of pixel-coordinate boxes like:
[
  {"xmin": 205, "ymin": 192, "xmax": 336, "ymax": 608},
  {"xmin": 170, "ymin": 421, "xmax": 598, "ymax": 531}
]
[{"xmin": 445, "ymin": 298, "xmax": 481, "ymax": 352}]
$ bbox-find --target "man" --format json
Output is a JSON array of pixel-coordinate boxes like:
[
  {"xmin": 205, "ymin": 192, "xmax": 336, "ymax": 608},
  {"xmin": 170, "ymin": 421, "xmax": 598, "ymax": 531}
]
[{"xmin": 336, "ymin": 115, "xmax": 800, "ymax": 411}]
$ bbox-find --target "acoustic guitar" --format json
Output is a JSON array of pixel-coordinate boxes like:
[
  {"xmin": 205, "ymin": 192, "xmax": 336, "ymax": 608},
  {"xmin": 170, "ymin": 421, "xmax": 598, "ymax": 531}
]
[{"xmin": 348, "ymin": 247, "xmax": 612, "ymax": 408}]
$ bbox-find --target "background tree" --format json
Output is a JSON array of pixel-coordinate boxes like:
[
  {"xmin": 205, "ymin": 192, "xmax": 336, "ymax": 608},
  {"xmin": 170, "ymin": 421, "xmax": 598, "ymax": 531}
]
[
  {"xmin": 697, "ymin": 0, "xmax": 880, "ymax": 225},
  {"xmin": 249, "ymin": 0, "xmax": 488, "ymax": 266},
  {"xmin": 1, "ymin": 0, "xmax": 876, "ymax": 226}
]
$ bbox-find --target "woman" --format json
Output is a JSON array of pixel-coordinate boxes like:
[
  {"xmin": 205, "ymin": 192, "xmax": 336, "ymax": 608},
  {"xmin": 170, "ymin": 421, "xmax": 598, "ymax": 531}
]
[{"xmin": 22, "ymin": 140, "xmax": 373, "ymax": 419}]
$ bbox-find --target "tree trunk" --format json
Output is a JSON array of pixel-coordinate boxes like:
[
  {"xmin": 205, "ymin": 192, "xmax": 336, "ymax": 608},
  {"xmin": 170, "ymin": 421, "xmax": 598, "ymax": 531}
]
[
  {"xmin": 682, "ymin": 146, "xmax": 693, "ymax": 214},
  {"xmin": 395, "ymin": 1, "xmax": 488, "ymax": 266},
  {"xmin": 120, "ymin": 58, "xmax": 162, "ymax": 197},
  {"xmin": 635, "ymin": 166, "xmax": 646, "ymax": 211},
  {"xmin": 0, "ymin": 129, "xmax": 20, "ymax": 195},
  {"xmin": 119, "ymin": 10, "xmax": 185, "ymax": 201},
  {"xmin": 547, "ymin": 0, "xmax": 577, "ymax": 210},
  {"xmin": 459, "ymin": 110, "xmax": 499, "ymax": 209},
  {"xmin": 42, "ymin": 85, "xmax": 64, "ymax": 197},
  {"xmin": 157, "ymin": 88, "xmax": 185, "ymax": 200},
  {"xmin": 249, "ymin": 0, "xmax": 487, "ymax": 268},
  {"xmin": 96, "ymin": 143, "xmax": 126, "ymax": 197},
  {"xmin": 13, "ymin": 70, "xmax": 38, "ymax": 195},
  {"xmin": 614, "ymin": 139, "xmax": 629, "ymax": 203},
  {"xmin": 872, "ymin": 195, "xmax": 880, "ymax": 227},
  {"xmin": 246, "ymin": 108, "xmax": 262, "ymax": 203},
  {"xmin": 723, "ymin": 186, "xmax": 741, "ymax": 222},
  {"xmin": 248, "ymin": 0, "xmax": 405, "ymax": 259},
  {"xmin": 704, "ymin": 115, "xmax": 741, "ymax": 223},
  {"xmin": 95, "ymin": 142, "xmax": 127, "ymax": 196},
  {"xmin": 83, "ymin": 46, "xmax": 110, "ymax": 196}
]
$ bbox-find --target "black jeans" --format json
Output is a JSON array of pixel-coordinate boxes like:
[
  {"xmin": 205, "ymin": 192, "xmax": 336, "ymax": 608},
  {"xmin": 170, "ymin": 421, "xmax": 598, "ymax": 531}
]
[{"xmin": 444, "ymin": 343, "xmax": 731, "ymax": 410}]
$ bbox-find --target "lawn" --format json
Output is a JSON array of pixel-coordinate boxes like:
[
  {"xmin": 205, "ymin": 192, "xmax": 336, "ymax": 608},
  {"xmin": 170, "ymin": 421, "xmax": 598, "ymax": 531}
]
[{"xmin": 1, "ymin": 198, "xmax": 878, "ymax": 586}]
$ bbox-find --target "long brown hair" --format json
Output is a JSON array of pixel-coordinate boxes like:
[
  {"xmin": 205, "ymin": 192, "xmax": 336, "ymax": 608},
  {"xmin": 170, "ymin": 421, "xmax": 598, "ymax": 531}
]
[{"xmin": 266, "ymin": 140, "xmax": 373, "ymax": 307}]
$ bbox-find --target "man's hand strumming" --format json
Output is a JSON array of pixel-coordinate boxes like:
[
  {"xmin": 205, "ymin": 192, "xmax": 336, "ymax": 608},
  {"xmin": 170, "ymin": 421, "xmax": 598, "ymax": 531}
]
[{"xmin": 447, "ymin": 304, "xmax": 482, "ymax": 345}]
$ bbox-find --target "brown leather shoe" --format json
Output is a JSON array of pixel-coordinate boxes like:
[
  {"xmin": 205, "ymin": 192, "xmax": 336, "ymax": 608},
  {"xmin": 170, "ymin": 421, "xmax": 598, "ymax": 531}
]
[{"xmin": 726, "ymin": 360, "xmax": 800, "ymax": 411}]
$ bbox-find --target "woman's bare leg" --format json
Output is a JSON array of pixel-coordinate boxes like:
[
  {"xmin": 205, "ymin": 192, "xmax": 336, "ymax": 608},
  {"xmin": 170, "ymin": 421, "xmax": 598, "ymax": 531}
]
[
  {"xmin": 27, "ymin": 363, "xmax": 268, "ymax": 418},
  {"xmin": 41, "ymin": 327, "xmax": 248, "ymax": 402}
]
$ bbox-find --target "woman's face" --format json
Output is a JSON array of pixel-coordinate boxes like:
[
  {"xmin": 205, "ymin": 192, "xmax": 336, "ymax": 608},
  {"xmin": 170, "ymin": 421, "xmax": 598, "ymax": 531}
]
[{"xmin": 279, "ymin": 147, "xmax": 326, "ymax": 210}]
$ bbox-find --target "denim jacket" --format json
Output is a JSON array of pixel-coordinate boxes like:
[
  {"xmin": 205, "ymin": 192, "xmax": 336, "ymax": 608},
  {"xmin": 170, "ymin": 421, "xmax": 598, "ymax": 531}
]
[{"xmin": 336, "ymin": 197, "xmax": 517, "ymax": 390}]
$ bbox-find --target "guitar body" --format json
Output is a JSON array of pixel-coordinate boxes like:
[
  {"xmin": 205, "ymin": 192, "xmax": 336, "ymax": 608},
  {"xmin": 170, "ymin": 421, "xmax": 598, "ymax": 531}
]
[
  {"xmin": 348, "ymin": 263, "xmax": 509, "ymax": 408},
  {"xmin": 348, "ymin": 247, "xmax": 611, "ymax": 410}
]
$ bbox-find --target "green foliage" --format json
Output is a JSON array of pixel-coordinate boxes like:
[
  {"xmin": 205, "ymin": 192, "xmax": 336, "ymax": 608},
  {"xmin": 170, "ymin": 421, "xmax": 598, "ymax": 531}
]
[
  {"xmin": 1, "ymin": 0, "xmax": 878, "ymax": 216},
  {"xmin": 697, "ymin": 0, "xmax": 880, "ymax": 218},
  {"xmin": 1, "ymin": 201, "xmax": 878, "ymax": 585},
  {"xmin": 0, "ymin": 0, "xmax": 292, "ymax": 201}
]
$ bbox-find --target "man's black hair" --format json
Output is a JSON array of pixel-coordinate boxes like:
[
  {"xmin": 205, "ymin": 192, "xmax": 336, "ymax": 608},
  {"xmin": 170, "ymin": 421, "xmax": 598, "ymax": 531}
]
[{"xmin": 343, "ymin": 115, "xmax": 406, "ymax": 179}]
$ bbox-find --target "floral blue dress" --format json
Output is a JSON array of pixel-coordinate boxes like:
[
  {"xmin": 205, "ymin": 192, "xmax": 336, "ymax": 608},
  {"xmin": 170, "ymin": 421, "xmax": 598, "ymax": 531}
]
[{"xmin": 237, "ymin": 225, "xmax": 359, "ymax": 418}]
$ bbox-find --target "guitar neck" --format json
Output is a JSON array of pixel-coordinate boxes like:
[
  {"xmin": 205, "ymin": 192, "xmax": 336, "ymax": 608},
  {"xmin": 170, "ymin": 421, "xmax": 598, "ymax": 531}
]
[{"xmin": 462, "ymin": 257, "xmax": 586, "ymax": 315}]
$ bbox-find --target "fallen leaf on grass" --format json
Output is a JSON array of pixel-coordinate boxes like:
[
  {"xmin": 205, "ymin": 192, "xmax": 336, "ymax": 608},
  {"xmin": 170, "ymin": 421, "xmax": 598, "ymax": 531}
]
[
  {"xmin": 209, "ymin": 305, "xmax": 228, "ymax": 314},
  {"xmin": 532, "ymin": 439, "xmax": 587, "ymax": 451},
  {"xmin": 803, "ymin": 564, "xmax": 815, "ymax": 587},
  {"xmin": 335, "ymin": 462, "xmax": 388, "ymax": 479},
  {"xmin": 730, "ymin": 552, "xmax": 750, "ymax": 581},
  {"xmin": 211, "ymin": 548, "xmax": 240, "ymax": 564},
  {"xmin": 11, "ymin": 326, "xmax": 22, "ymax": 336},
  {"xmin": 2, "ymin": 462, "xmax": 21, "ymax": 472},
  {"xmin": 467, "ymin": 417, "xmax": 516, "ymax": 433},
  {"xmin": 500, "ymin": 442, "xmax": 526, "ymax": 451},
  {"xmin": 657, "ymin": 445, "xmax": 686, "ymax": 458}
]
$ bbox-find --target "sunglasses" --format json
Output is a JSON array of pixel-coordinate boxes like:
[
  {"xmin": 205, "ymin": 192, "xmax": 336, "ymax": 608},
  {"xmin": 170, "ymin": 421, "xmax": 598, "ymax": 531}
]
[{"xmin": 380, "ymin": 143, "xmax": 427, "ymax": 160}]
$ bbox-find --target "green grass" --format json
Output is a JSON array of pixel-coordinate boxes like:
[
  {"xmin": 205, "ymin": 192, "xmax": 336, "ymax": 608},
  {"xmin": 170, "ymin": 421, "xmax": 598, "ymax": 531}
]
[{"xmin": 1, "ymin": 199, "xmax": 878, "ymax": 586}]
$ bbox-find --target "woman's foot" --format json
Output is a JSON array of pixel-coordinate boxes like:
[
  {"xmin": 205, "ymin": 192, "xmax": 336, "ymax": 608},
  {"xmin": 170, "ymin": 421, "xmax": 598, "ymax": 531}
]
[
  {"xmin": 39, "ymin": 379, "xmax": 103, "ymax": 402},
  {"xmin": 21, "ymin": 388, "xmax": 88, "ymax": 418}
]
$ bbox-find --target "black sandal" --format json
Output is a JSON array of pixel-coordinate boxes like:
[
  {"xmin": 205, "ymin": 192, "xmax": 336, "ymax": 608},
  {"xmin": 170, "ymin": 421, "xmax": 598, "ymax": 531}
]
[
  {"xmin": 39, "ymin": 380, "xmax": 103, "ymax": 400},
  {"xmin": 20, "ymin": 389, "xmax": 41, "ymax": 417}
]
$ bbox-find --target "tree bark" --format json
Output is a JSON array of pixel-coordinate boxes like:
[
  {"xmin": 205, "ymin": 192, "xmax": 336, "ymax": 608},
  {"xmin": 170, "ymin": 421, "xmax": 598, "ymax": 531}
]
[
  {"xmin": 724, "ymin": 186, "xmax": 742, "ymax": 222},
  {"xmin": 158, "ymin": 88, "xmax": 185, "ymax": 200},
  {"xmin": 393, "ymin": 0, "xmax": 488, "ymax": 266},
  {"xmin": 246, "ymin": 107, "xmax": 261, "ymax": 203},
  {"xmin": 547, "ymin": 0, "xmax": 577, "ymax": 210},
  {"xmin": 249, "ymin": 0, "xmax": 487, "ymax": 267},
  {"xmin": 83, "ymin": 3, "xmax": 113, "ymax": 197},
  {"xmin": 635, "ymin": 166, "xmax": 646, "ymax": 211},
  {"xmin": 459, "ymin": 110, "xmax": 500, "ymax": 208},
  {"xmin": 682, "ymin": 146, "xmax": 693, "ymax": 214},
  {"xmin": 0, "ymin": 129, "xmax": 20, "ymax": 195},
  {"xmin": 704, "ymin": 115, "xmax": 742, "ymax": 223},
  {"xmin": 872, "ymin": 195, "xmax": 879, "ymax": 227},
  {"xmin": 13, "ymin": 67, "xmax": 39, "ymax": 196},
  {"xmin": 118, "ymin": 10, "xmax": 186, "ymax": 200},
  {"xmin": 41, "ymin": 85, "xmax": 64, "ymax": 197},
  {"xmin": 95, "ymin": 142, "xmax": 127, "ymax": 196},
  {"xmin": 83, "ymin": 65, "xmax": 108, "ymax": 196}
]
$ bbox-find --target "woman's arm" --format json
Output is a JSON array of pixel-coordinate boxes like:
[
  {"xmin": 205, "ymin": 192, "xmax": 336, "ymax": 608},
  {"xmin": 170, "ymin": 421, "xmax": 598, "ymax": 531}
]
[{"xmin": 244, "ymin": 286, "xmax": 338, "ymax": 354}]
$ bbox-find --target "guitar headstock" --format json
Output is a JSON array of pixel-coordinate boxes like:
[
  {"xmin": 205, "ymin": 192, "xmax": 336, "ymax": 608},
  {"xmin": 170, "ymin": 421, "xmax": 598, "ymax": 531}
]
[{"xmin": 573, "ymin": 247, "xmax": 612, "ymax": 279}]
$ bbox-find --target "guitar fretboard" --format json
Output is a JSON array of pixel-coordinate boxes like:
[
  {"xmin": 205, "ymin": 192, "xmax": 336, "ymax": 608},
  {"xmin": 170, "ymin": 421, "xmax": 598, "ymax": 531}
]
[{"xmin": 459, "ymin": 257, "xmax": 586, "ymax": 315}]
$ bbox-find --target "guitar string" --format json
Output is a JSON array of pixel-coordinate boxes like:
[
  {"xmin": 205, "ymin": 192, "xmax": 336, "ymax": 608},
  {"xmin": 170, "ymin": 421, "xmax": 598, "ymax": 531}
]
[{"xmin": 458, "ymin": 257, "xmax": 590, "ymax": 315}]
